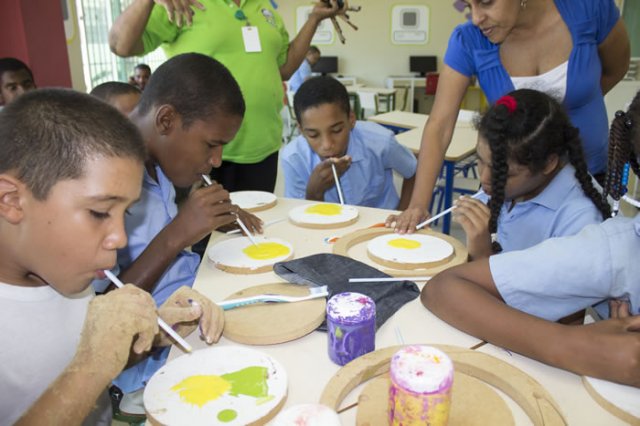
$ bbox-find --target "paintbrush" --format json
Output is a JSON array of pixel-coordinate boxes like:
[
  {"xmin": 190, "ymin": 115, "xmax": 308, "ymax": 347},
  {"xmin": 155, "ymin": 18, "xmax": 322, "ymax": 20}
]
[
  {"xmin": 415, "ymin": 190, "xmax": 484, "ymax": 230},
  {"xmin": 201, "ymin": 174, "xmax": 259, "ymax": 246},
  {"xmin": 331, "ymin": 163, "xmax": 345, "ymax": 205},
  {"xmin": 330, "ymin": 17, "xmax": 346, "ymax": 44},
  {"xmin": 103, "ymin": 270, "xmax": 193, "ymax": 353}
]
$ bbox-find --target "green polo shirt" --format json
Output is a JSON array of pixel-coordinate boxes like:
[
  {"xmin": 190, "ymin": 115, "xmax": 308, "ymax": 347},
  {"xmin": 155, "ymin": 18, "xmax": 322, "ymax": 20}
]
[{"xmin": 142, "ymin": 0, "xmax": 290, "ymax": 163}]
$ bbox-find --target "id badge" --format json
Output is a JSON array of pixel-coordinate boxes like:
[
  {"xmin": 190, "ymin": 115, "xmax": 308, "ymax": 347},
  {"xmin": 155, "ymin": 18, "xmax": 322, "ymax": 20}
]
[{"xmin": 242, "ymin": 26, "xmax": 262, "ymax": 53}]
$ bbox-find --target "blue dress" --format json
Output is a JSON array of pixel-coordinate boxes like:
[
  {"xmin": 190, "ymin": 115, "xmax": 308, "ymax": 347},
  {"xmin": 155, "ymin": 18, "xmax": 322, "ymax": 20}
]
[{"xmin": 444, "ymin": 0, "xmax": 620, "ymax": 174}]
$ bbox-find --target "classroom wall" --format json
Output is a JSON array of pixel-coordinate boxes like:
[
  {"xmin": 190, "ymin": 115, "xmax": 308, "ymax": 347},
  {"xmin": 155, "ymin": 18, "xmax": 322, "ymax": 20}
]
[
  {"xmin": 278, "ymin": 1, "xmax": 467, "ymax": 87},
  {"xmin": 0, "ymin": 0, "xmax": 72, "ymax": 89}
]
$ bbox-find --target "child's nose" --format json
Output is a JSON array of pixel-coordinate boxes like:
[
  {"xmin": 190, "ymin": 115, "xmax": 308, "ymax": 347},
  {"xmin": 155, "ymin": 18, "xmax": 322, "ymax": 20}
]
[
  {"xmin": 104, "ymin": 221, "xmax": 128, "ymax": 250},
  {"xmin": 209, "ymin": 146, "xmax": 223, "ymax": 168}
]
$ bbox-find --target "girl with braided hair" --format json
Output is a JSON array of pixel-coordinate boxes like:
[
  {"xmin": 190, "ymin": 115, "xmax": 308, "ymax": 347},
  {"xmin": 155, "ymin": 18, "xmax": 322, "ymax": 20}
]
[
  {"xmin": 421, "ymin": 90, "xmax": 640, "ymax": 388},
  {"xmin": 454, "ymin": 89, "xmax": 610, "ymax": 260}
]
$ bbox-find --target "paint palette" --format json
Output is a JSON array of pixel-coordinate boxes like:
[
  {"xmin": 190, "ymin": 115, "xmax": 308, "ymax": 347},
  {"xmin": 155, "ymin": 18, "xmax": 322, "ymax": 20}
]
[
  {"xmin": 207, "ymin": 237, "xmax": 294, "ymax": 274},
  {"xmin": 288, "ymin": 202, "xmax": 359, "ymax": 229},
  {"xmin": 230, "ymin": 191, "xmax": 277, "ymax": 212},
  {"xmin": 144, "ymin": 346, "xmax": 288, "ymax": 426},
  {"xmin": 367, "ymin": 234, "xmax": 455, "ymax": 270}
]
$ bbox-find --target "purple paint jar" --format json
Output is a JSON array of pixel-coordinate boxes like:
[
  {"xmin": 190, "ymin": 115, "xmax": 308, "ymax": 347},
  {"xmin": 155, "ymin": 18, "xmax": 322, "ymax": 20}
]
[{"xmin": 326, "ymin": 292, "xmax": 376, "ymax": 366}]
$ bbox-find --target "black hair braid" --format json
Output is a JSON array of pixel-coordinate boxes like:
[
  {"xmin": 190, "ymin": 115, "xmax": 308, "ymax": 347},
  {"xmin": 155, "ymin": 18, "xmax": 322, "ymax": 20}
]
[
  {"xmin": 564, "ymin": 125, "xmax": 611, "ymax": 219},
  {"xmin": 603, "ymin": 111, "xmax": 633, "ymax": 205},
  {"xmin": 486, "ymin": 108, "xmax": 510, "ymax": 254}
]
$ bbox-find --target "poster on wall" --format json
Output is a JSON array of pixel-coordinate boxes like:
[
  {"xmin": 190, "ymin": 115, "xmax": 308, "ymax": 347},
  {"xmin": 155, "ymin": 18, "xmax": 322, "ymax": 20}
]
[
  {"xmin": 391, "ymin": 5, "xmax": 429, "ymax": 45},
  {"xmin": 296, "ymin": 6, "xmax": 334, "ymax": 45}
]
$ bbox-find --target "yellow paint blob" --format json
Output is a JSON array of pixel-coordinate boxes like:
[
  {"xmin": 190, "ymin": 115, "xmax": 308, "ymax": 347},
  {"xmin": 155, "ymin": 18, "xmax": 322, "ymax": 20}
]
[
  {"xmin": 243, "ymin": 242, "xmax": 290, "ymax": 260},
  {"xmin": 171, "ymin": 375, "xmax": 231, "ymax": 408},
  {"xmin": 304, "ymin": 203, "xmax": 343, "ymax": 216},
  {"xmin": 388, "ymin": 238, "xmax": 422, "ymax": 250}
]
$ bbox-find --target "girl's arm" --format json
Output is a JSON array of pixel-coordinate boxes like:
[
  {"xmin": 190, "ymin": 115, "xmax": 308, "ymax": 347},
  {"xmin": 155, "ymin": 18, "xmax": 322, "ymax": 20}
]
[
  {"xmin": 423, "ymin": 261, "xmax": 640, "ymax": 387},
  {"xmin": 387, "ymin": 65, "xmax": 471, "ymax": 233}
]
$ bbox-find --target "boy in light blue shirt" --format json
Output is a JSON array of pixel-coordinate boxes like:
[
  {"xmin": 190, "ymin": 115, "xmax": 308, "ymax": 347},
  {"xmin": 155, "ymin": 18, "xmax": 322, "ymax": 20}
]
[
  {"xmin": 287, "ymin": 46, "xmax": 320, "ymax": 93},
  {"xmin": 281, "ymin": 76, "xmax": 417, "ymax": 210}
]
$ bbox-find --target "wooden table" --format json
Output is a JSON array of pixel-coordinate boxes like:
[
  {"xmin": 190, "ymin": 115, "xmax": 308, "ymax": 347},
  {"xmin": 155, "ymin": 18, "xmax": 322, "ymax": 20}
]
[
  {"xmin": 165, "ymin": 198, "xmax": 628, "ymax": 425},
  {"xmin": 369, "ymin": 112, "xmax": 479, "ymax": 234}
]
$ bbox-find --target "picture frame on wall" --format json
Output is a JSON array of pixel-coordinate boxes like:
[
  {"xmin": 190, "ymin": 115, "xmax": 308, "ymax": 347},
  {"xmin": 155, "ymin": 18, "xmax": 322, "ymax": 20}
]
[{"xmin": 390, "ymin": 5, "xmax": 429, "ymax": 45}]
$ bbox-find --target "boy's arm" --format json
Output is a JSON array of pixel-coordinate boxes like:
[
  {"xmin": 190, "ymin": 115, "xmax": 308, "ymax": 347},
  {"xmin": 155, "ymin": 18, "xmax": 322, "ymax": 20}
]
[
  {"xmin": 423, "ymin": 261, "xmax": 640, "ymax": 387},
  {"xmin": 16, "ymin": 286, "xmax": 159, "ymax": 425},
  {"xmin": 397, "ymin": 174, "xmax": 415, "ymax": 211},
  {"xmin": 118, "ymin": 183, "xmax": 237, "ymax": 293}
]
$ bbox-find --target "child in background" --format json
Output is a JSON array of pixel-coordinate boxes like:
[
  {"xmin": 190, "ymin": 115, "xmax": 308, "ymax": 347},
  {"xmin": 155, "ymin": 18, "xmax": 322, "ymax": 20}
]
[
  {"xmin": 92, "ymin": 53, "xmax": 261, "ymax": 412},
  {"xmin": 422, "ymin": 91, "xmax": 640, "ymax": 388},
  {"xmin": 450, "ymin": 89, "xmax": 609, "ymax": 260},
  {"xmin": 0, "ymin": 57, "xmax": 36, "ymax": 107},
  {"xmin": 288, "ymin": 46, "xmax": 321, "ymax": 93},
  {"xmin": 0, "ymin": 89, "xmax": 224, "ymax": 425},
  {"xmin": 90, "ymin": 81, "xmax": 141, "ymax": 116},
  {"xmin": 130, "ymin": 63, "xmax": 151, "ymax": 91},
  {"xmin": 281, "ymin": 76, "xmax": 417, "ymax": 210}
]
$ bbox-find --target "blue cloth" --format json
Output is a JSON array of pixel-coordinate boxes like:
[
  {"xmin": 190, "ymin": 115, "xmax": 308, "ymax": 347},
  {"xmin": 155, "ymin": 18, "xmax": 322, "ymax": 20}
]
[
  {"xmin": 101, "ymin": 164, "xmax": 201, "ymax": 393},
  {"xmin": 281, "ymin": 121, "xmax": 417, "ymax": 209},
  {"xmin": 444, "ymin": 0, "xmax": 619, "ymax": 175},
  {"xmin": 288, "ymin": 59, "xmax": 312, "ymax": 92},
  {"xmin": 476, "ymin": 165, "xmax": 603, "ymax": 252},
  {"xmin": 490, "ymin": 214, "xmax": 640, "ymax": 321}
]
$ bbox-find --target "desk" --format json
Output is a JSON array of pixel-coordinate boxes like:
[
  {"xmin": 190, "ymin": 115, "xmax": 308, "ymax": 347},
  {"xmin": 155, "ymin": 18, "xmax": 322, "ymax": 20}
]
[
  {"xmin": 368, "ymin": 112, "xmax": 478, "ymax": 234},
  {"xmin": 166, "ymin": 198, "xmax": 627, "ymax": 425}
]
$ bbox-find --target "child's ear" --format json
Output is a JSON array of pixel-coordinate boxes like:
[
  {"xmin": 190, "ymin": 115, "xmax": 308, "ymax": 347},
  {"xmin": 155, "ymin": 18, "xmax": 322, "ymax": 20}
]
[
  {"xmin": 349, "ymin": 111, "xmax": 356, "ymax": 128},
  {"xmin": 542, "ymin": 154, "xmax": 560, "ymax": 175},
  {"xmin": 155, "ymin": 104, "xmax": 178, "ymax": 136},
  {"xmin": 0, "ymin": 175, "xmax": 25, "ymax": 224}
]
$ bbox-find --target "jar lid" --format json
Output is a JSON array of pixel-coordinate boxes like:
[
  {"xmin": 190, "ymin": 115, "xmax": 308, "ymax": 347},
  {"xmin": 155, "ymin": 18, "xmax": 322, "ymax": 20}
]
[
  {"xmin": 390, "ymin": 345, "xmax": 454, "ymax": 394},
  {"xmin": 326, "ymin": 292, "xmax": 375, "ymax": 324}
]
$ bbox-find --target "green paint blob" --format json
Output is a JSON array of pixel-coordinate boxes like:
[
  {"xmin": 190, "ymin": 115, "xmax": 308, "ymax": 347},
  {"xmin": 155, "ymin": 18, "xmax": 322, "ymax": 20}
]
[
  {"xmin": 217, "ymin": 409, "xmax": 237, "ymax": 422},
  {"xmin": 221, "ymin": 366, "xmax": 270, "ymax": 398},
  {"xmin": 335, "ymin": 326, "xmax": 343, "ymax": 339}
]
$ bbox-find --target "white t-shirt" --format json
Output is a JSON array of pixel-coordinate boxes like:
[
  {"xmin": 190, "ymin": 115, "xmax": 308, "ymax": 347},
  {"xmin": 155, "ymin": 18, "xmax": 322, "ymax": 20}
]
[
  {"xmin": 0, "ymin": 282, "xmax": 111, "ymax": 425},
  {"xmin": 511, "ymin": 61, "xmax": 569, "ymax": 103}
]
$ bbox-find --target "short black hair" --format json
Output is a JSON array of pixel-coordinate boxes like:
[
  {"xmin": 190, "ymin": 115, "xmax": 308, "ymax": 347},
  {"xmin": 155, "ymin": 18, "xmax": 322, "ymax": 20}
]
[
  {"xmin": 293, "ymin": 76, "xmax": 350, "ymax": 123},
  {"xmin": 0, "ymin": 57, "xmax": 34, "ymax": 81},
  {"xmin": 0, "ymin": 88, "xmax": 146, "ymax": 200},
  {"xmin": 136, "ymin": 53, "xmax": 245, "ymax": 127},
  {"xmin": 134, "ymin": 63, "xmax": 151, "ymax": 73},
  {"xmin": 90, "ymin": 81, "xmax": 141, "ymax": 102}
]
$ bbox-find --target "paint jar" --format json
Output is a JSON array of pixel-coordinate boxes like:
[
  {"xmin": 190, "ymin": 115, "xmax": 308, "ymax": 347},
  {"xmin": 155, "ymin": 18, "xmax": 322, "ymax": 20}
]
[
  {"xmin": 326, "ymin": 292, "xmax": 376, "ymax": 366},
  {"xmin": 388, "ymin": 345, "xmax": 454, "ymax": 426},
  {"xmin": 272, "ymin": 403, "xmax": 341, "ymax": 425}
]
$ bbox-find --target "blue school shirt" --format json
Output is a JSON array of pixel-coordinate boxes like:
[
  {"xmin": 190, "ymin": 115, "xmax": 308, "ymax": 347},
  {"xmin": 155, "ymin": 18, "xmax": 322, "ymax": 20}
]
[
  {"xmin": 444, "ymin": 0, "xmax": 619, "ymax": 175},
  {"xmin": 111, "ymin": 164, "xmax": 201, "ymax": 393},
  {"xmin": 288, "ymin": 59, "xmax": 312, "ymax": 92},
  {"xmin": 281, "ymin": 121, "xmax": 417, "ymax": 210},
  {"xmin": 477, "ymin": 165, "xmax": 603, "ymax": 252},
  {"xmin": 490, "ymin": 214, "xmax": 640, "ymax": 321}
]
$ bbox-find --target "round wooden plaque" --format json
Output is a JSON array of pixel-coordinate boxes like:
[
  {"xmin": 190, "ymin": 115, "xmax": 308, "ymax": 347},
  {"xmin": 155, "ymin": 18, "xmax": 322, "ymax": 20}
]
[
  {"xmin": 357, "ymin": 372, "xmax": 514, "ymax": 425},
  {"xmin": 230, "ymin": 191, "xmax": 277, "ymax": 212},
  {"xmin": 333, "ymin": 228, "xmax": 468, "ymax": 277},
  {"xmin": 207, "ymin": 237, "xmax": 294, "ymax": 274},
  {"xmin": 144, "ymin": 346, "xmax": 288, "ymax": 426},
  {"xmin": 582, "ymin": 376, "xmax": 640, "ymax": 425},
  {"xmin": 288, "ymin": 203, "xmax": 359, "ymax": 229},
  {"xmin": 319, "ymin": 345, "xmax": 566, "ymax": 426},
  {"xmin": 223, "ymin": 283, "xmax": 327, "ymax": 345}
]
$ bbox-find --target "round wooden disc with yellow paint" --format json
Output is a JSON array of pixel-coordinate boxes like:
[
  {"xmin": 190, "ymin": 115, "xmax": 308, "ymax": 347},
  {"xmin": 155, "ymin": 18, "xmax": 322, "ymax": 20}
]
[
  {"xmin": 320, "ymin": 345, "xmax": 566, "ymax": 426},
  {"xmin": 230, "ymin": 191, "xmax": 277, "ymax": 212},
  {"xmin": 333, "ymin": 228, "xmax": 468, "ymax": 277},
  {"xmin": 144, "ymin": 346, "xmax": 288, "ymax": 426},
  {"xmin": 356, "ymin": 372, "xmax": 513, "ymax": 425},
  {"xmin": 288, "ymin": 202, "xmax": 359, "ymax": 229},
  {"xmin": 207, "ymin": 237, "xmax": 294, "ymax": 274},
  {"xmin": 223, "ymin": 283, "xmax": 327, "ymax": 345}
]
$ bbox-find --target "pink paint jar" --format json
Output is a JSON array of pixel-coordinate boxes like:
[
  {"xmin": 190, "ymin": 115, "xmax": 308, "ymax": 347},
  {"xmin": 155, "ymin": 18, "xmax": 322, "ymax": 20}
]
[{"xmin": 388, "ymin": 345, "xmax": 454, "ymax": 425}]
